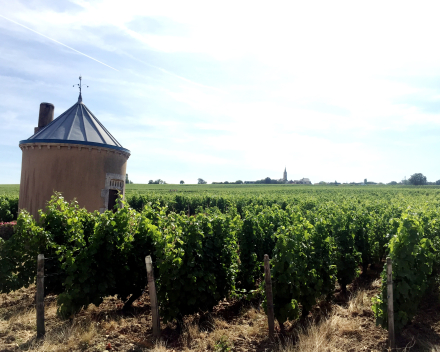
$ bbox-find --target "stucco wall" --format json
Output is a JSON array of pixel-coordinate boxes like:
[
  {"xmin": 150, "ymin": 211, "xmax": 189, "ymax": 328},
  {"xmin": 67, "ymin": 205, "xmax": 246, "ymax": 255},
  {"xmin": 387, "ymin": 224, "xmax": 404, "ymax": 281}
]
[{"xmin": 18, "ymin": 142, "xmax": 129, "ymax": 219}]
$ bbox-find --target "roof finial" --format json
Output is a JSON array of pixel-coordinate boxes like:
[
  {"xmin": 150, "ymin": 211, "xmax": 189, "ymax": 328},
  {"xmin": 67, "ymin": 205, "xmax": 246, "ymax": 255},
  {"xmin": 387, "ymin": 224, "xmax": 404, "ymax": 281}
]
[{"xmin": 73, "ymin": 75, "xmax": 88, "ymax": 103}]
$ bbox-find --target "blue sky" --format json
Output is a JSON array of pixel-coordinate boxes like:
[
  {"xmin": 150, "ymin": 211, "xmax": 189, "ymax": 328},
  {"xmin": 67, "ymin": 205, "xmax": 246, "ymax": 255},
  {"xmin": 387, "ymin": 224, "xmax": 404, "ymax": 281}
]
[{"xmin": 1, "ymin": 1, "xmax": 440, "ymax": 184}]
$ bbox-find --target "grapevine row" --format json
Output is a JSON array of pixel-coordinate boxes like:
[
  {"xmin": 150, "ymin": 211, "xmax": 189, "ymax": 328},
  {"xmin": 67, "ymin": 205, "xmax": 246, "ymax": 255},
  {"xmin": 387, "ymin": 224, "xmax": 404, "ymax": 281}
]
[{"xmin": 1, "ymin": 191, "xmax": 439, "ymax": 331}]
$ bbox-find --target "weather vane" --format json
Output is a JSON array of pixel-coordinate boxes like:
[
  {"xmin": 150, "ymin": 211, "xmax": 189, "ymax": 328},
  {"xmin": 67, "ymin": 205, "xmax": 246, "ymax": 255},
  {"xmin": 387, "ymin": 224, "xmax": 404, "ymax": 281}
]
[{"xmin": 73, "ymin": 75, "xmax": 88, "ymax": 103}]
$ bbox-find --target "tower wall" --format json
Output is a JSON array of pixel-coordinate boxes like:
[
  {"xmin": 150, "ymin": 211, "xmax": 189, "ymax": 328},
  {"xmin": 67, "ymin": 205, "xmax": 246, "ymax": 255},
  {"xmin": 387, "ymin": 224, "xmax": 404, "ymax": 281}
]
[{"xmin": 18, "ymin": 142, "xmax": 129, "ymax": 219}]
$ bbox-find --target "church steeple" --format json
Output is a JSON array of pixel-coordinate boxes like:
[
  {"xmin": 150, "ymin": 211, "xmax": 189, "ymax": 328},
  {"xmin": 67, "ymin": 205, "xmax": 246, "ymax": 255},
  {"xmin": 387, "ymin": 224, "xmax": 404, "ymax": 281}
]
[{"xmin": 283, "ymin": 167, "xmax": 287, "ymax": 182}]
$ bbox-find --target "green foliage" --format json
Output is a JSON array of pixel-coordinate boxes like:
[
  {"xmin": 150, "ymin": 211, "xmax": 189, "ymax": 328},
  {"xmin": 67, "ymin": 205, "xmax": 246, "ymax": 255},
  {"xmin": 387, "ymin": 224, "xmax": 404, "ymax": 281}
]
[
  {"xmin": 0, "ymin": 210, "xmax": 47, "ymax": 293},
  {"xmin": 5, "ymin": 186, "xmax": 440, "ymax": 331},
  {"xmin": 270, "ymin": 212, "xmax": 336, "ymax": 324},
  {"xmin": 214, "ymin": 336, "xmax": 233, "ymax": 352},
  {"xmin": 408, "ymin": 173, "xmax": 427, "ymax": 186},
  {"xmin": 237, "ymin": 205, "xmax": 288, "ymax": 290},
  {"xmin": 0, "ymin": 195, "xmax": 19, "ymax": 221},
  {"xmin": 57, "ymin": 200, "xmax": 156, "ymax": 317},
  {"xmin": 372, "ymin": 209, "xmax": 439, "ymax": 331},
  {"xmin": 152, "ymin": 206, "xmax": 239, "ymax": 322},
  {"xmin": 318, "ymin": 203, "xmax": 361, "ymax": 293},
  {"xmin": 0, "ymin": 194, "xmax": 97, "ymax": 296},
  {"xmin": 38, "ymin": 194, "xmax": 95, "ymax": 295},
  {"xmin": 0, "ymin": 184, "xmax": 20, "ymax": 197}
]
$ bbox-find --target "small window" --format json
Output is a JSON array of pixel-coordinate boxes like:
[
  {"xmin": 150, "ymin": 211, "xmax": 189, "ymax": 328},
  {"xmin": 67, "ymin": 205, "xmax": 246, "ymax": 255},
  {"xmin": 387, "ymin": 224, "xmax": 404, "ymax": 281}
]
[{"xmin": 108, "ymin": 189, "xmax": 119, "ymax": 212}]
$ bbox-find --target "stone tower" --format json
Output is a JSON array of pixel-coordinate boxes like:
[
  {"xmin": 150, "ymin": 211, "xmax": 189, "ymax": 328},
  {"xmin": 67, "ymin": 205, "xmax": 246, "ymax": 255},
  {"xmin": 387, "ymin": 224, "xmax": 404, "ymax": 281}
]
[
  {"xmin": 19, "ymin": 82, "xmax": 130, "ymax": 218},
  {"xmin": 283, "ymin": 167, "xmax": 287, "ymax": 182}
]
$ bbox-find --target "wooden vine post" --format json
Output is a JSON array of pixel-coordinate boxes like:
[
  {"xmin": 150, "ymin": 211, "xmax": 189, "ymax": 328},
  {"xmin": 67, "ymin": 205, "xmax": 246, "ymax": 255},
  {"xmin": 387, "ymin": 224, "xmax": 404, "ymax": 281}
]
[
  {"xmin": 387, "ymin": 257, "xmax": 395, "ymax": 350},
  {"xmin": 145, "ymin": 255, "xmax": 160, "ymax": 338},
  {"xmin": 36, "ymin": 254, "xmax": 45, "ymax": 338},
  {"xmin": 264, "ymin": 254, "xmax": 275, "ymax": 339}
]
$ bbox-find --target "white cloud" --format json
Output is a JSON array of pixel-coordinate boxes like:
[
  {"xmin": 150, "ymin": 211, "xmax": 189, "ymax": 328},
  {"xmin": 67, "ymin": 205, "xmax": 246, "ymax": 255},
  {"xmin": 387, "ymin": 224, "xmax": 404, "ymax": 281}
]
[{"xmin": 1, "ymin": 0, "xmax": 440, "ymax": 184}]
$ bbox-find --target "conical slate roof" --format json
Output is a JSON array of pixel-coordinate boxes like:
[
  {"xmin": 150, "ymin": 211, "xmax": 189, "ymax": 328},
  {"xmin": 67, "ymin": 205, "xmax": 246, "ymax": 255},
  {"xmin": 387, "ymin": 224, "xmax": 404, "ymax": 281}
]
[{"xmin": 20, "ymin": 98, "xmax": 130, "ymax": 154}]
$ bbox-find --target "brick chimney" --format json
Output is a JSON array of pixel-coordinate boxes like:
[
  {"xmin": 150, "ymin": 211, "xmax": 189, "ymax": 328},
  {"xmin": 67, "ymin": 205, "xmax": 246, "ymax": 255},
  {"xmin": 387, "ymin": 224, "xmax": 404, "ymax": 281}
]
[{"xmin": 34, "ymin": 102, "xmax": 54, "ymax": 134}]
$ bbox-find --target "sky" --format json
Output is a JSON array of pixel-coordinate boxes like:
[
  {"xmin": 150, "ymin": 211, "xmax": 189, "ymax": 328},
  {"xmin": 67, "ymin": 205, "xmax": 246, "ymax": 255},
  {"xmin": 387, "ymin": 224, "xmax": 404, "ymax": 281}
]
[{"xmin": 1, "ymin": 0, "xmax": 440, "ymax": 184}]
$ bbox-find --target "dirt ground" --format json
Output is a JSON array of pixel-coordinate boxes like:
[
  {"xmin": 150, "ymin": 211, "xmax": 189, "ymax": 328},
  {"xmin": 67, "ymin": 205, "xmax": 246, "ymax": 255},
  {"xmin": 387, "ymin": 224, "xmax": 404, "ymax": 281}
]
[{"xmin": 1, "ymin": 270, "xmax": 440, "ymax": 352}]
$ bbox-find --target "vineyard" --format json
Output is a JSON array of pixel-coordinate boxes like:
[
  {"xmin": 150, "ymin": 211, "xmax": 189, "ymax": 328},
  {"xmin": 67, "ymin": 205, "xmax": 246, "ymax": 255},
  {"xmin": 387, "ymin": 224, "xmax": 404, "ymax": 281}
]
[{"xmin": 2, "ymin": 185, "xmax": 440, "ymax": 350}]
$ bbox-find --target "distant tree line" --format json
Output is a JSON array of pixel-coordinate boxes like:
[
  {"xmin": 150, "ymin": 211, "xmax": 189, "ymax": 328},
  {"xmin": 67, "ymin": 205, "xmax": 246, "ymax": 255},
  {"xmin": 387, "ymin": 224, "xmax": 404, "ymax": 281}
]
[
  {"xmin": 241, "ymin": 177, "xmax": 286, "ymax": 184},
  {"xmin": 146, "ymin": 173, "xmax": 440, "ymax": 186},
  {"xmin": 315, "ymin": 173, "xmax": 440, "ymax": 186},
  {"xmin": 148, "ymin": 179, "xmax": 166, "ymax": 184},
  {"xmin": 254, "ymin": 177, "xmax": 285, "ymax": 184}
]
